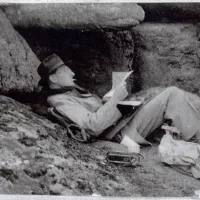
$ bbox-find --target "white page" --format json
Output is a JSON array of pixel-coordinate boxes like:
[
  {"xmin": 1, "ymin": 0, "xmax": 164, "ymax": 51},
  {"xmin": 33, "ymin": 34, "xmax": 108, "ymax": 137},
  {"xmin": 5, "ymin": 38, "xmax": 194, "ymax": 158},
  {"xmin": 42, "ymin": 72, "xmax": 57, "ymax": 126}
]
[{"xmin": 103, "ymin": 70, "xmax": 133, "ymax": 100}]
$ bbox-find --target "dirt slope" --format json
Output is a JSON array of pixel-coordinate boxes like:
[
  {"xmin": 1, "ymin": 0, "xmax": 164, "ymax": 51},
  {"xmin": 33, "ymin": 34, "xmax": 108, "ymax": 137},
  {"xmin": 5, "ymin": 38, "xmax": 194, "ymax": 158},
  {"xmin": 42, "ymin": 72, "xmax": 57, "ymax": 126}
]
[{"xmin": 0, "ymin": 94, "xmax": 199, "ymax": 197}]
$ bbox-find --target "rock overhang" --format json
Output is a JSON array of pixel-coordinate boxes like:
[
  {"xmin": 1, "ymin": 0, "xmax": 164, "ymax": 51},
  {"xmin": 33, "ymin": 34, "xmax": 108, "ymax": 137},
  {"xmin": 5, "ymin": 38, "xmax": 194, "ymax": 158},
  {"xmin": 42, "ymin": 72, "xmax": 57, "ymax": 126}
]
[{"xmin": 1, "ymin": 3, "xmax": 145, "ymax": 30}]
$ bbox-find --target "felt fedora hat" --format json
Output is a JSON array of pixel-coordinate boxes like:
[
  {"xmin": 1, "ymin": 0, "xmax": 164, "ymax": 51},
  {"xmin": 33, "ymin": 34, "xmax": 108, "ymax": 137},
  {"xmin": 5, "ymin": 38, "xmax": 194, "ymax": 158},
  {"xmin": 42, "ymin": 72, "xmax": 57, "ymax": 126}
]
[
  {"xmin": 37, "ymin": 54, "xmax": 65, "ymax": 86},
  {"xmin": 38, "ymin": 54, "xmax": 65, "ymax": 77}
]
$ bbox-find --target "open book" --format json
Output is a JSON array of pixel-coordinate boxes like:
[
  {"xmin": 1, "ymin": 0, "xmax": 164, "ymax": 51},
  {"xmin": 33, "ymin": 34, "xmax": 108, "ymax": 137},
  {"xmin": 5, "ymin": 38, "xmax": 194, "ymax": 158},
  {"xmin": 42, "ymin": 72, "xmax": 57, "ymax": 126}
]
[{"xmin": 103, "ymin": 71, "xmax": 143, "ymax": 107}]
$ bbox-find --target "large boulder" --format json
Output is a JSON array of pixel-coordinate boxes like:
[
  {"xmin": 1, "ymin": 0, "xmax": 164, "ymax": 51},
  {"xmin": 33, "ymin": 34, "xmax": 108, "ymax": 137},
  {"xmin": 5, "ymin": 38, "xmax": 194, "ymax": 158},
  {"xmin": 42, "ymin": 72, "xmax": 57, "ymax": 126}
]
[
  {"xmin": 0, "ymin": 9, "xmax": 40, "ymax": 93},
  {"xmin": 1, "ymin": 3, "xmax": 145, "ymax": 30},
  {"xmin": 139, "ymin": 3, "xmax": 200, "ymax": 22},
  {"xmin": 131, "ymin": 23, "xmax": 200, "ymax": 95},
  {"xmin": 0, "ymin": 3, "xmax": 144, "ymax": 97}
]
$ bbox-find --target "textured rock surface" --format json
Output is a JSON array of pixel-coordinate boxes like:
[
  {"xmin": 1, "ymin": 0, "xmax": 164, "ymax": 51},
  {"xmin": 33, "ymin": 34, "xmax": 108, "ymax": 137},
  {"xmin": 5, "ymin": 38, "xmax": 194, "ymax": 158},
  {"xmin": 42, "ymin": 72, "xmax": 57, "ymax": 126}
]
[
  {"xmin": 1, "ymin": 3, "xmax": 144, "ymax": 30},
  {"xmin": 0, "ymin": 9, "xmax": 40, "ymax": 93},
  {"xmin": 18, "ymin": 28, "xmax": 135, "ymax": 97},
  {"xmin": 132, "ymin": 23, "xmax": 200, "ymax": 95},
  {"xmin": 0, "ymin": 95, "xmax": 130, "ymax": 196},
  {"xmin": 1, "ymin": 93, "xmax": 200, "ymax": 196},
  {"xmin": 139, "ymin": 3, "xmax": 200, "ymax": 22}
]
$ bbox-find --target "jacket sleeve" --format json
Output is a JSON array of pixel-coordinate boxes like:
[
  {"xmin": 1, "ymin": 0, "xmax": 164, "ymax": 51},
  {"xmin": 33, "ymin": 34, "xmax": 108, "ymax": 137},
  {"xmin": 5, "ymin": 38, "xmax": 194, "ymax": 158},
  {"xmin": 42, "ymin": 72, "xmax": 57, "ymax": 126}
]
[
  {"xmin": 49, "ymin": 97, "xmax": 122, "ymax": 136},
  {"xmin": 82, "ymin": 97, "xmax": 122, "ymax": 135}
]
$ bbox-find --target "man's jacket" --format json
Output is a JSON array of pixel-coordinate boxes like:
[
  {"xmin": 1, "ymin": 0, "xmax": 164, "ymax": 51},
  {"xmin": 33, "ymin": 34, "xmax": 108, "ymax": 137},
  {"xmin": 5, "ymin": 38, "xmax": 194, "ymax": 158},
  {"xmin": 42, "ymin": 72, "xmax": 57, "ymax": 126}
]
[
  {"xmin": 47, "ymin": 89, "xmax": 122, "ymax": 140},
  {"xmin": 47, "ymin": 87, "xmax": 164, "ymax": 143},
  {"xmin": 47, "ymin": 88, "xmax": 147, "ymax": 142}
]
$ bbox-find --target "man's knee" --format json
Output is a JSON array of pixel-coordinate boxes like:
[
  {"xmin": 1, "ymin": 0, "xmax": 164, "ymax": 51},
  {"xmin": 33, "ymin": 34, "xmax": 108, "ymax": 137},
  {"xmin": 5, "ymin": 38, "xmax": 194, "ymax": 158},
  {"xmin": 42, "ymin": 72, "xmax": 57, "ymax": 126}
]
[
  {"xmin": 159, "ymin": 86, "xmax": 183, "ymax": 100},
  {"xmin": 165, "ymin": 86, "xmax": 181, "ymax": 95}
]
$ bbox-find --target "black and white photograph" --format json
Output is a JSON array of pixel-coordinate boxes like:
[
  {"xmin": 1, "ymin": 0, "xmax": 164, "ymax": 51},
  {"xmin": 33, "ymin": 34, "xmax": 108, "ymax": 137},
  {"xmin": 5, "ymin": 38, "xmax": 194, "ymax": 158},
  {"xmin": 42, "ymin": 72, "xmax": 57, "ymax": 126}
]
[{"xmin": 0, "ymin": 1, "xmax": 200, "ymax": 198}]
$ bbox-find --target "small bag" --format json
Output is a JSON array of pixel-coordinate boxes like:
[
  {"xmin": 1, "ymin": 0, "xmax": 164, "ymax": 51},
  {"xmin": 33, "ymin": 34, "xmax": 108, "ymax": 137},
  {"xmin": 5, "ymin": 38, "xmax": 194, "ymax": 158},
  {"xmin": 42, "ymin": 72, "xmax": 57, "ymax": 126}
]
[
  {"xmin": 48, "ymin": 107, "xmax": 93, "ymax": 142},
  {"xmin": 158, "ymin": 133, "xmax": 200, "ymax": 179},
  {"xmin": 67, "ymin": 124, "xmax": 92, "ymax": 143}
]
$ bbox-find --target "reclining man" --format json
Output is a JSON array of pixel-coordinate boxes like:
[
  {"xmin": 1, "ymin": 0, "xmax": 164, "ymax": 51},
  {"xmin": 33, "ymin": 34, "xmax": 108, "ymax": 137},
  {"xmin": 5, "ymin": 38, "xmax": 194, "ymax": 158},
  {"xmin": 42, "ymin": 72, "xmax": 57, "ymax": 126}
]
[{"xmin": 37, "ymin": 54, "xmax": 200, "ymax": 153}]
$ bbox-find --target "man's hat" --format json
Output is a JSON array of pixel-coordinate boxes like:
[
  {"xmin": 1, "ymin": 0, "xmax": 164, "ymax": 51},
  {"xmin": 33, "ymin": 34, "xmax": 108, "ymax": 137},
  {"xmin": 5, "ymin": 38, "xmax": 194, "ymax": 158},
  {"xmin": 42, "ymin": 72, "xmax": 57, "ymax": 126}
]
[{"xmin": 37, "ymin": 54, "xmax": 65, "ymax": 86}]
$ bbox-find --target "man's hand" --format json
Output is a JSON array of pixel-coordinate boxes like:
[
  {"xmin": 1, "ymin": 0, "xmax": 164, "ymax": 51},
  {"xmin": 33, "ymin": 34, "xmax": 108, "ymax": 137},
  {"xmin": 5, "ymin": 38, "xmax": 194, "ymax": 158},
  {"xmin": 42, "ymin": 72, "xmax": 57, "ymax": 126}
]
[{"xmin": 112, "ymin": 81, "xmax": 128, "ymax": 102}]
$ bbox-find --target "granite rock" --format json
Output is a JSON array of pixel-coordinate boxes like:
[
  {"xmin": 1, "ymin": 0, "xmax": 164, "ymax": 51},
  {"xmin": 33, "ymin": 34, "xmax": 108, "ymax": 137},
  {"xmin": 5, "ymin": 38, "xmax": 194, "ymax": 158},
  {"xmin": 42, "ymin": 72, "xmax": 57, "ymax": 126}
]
[
  {"xmin": 2, "ymin": 3, "xmax": 145, "ymax": 30},
  {"xmin": 132, "ymin": 23, "xmax": 200, "ymax": 95},
  {"xmin": 0, "ymin": 9, "xmax": 40, "ymax": 93}
]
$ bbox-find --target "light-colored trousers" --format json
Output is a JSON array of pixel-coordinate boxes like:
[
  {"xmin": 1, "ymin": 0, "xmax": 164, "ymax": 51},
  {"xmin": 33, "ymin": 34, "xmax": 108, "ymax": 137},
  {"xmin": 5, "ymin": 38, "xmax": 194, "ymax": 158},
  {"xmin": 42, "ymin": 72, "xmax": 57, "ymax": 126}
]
[{"xmin": 121, "ymin": 87, "xmax": 200, "ymax": 144}]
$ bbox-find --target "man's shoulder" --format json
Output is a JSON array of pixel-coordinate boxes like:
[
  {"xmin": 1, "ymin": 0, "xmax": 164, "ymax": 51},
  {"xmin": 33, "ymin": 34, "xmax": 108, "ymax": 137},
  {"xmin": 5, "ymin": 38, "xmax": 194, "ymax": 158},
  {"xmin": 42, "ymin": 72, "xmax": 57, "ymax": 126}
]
[{"xmin": 47, "ymin": 92, "xmax": 74, "ymax": 107}]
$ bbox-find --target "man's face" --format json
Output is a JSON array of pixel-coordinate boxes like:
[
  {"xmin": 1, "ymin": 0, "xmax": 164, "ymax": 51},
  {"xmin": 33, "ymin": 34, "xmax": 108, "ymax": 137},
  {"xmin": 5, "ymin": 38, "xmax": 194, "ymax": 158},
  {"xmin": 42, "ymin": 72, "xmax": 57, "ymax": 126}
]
[{"xmin": 51, "ymin": 65, "xmax": 76, "ymax": 87}]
